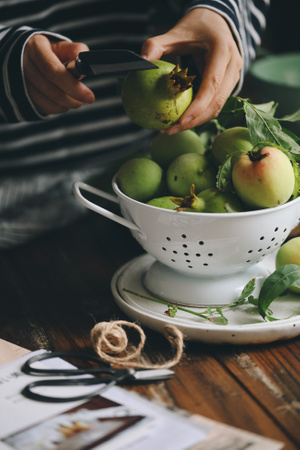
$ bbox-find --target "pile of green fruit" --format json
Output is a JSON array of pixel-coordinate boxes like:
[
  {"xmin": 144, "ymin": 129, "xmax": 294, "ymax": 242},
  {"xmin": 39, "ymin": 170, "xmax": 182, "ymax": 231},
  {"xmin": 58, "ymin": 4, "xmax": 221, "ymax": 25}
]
[
  {"xmin": 116, "ymin": 125, "xmax": 298, "ymax": 213},
  {"xmin": 119, "ymin": 64, "xmax": 300, "ymax": 213}
]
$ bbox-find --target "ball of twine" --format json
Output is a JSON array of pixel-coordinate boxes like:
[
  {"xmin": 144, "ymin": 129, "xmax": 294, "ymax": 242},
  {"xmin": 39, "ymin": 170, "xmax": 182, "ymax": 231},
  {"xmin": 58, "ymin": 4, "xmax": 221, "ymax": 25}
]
[{"xmin": 90, "ymin": 320, "xmax": 184, "ymax": 369}]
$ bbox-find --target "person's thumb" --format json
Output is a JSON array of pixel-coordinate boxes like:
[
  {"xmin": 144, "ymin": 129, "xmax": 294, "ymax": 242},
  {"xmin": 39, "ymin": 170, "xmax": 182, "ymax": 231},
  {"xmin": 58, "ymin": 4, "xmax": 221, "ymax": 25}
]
[
  {"xmin": 140, "ymin": 36, "xmax": 164, "ymax": 61},
  {"xmin": 51, "ymin": 41, "xmax": 90, "ymax": 64}
]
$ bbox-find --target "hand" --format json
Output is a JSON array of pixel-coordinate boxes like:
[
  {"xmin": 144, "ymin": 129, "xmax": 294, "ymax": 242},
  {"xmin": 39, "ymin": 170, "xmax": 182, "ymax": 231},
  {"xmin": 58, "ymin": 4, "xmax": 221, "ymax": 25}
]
[
  {"xmin": 23, "ymin": 34, "xmax": 95, "ymax": 115},
  {"xmin": 141, "ymin": 8, "xmax": 243, "ymax": 134}
]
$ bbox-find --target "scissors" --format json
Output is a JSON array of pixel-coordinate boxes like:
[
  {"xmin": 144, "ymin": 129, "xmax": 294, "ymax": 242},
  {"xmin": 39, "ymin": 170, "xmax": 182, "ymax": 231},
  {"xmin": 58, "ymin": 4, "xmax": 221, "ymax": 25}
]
[{"xmin": 21, "ymin": 351, "xmax": 174, "ymax": 403}]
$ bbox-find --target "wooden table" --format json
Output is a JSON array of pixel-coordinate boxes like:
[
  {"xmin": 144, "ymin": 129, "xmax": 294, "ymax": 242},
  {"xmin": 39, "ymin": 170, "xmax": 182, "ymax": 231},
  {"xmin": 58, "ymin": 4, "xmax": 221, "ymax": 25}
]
[{"xmin": 0, "ymin": 211, "xmax": 299, "ymax": 449}]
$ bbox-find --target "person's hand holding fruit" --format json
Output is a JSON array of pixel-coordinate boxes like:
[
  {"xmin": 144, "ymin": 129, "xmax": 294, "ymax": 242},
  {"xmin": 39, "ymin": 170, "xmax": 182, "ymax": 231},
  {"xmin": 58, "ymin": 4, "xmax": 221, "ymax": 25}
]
[{"xmin": 140, "ymin": 7, "xmax": 243, "ymax": 134}]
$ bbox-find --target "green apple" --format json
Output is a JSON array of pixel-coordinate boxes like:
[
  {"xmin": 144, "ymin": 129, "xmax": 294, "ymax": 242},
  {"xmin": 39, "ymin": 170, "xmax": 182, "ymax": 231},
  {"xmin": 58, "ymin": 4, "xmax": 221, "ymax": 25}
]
[
  {"xmin": 117, "ymin": 158, "xmax": 164, "ymax": 202},
  {"xmin": 121, "ymin": 60, "xmax": 193, "ymax": 130},
  {"xmin": 171, "ymin": 185, "xmax": 245, "ymax": 212},
  {"xmin": 276, "ymin": 237, "xmax": 300, "ymax": 294},
  {"xmin": 150, "ymin": 130, "xmax": 205, "ymax": 169},
  {"xmin": 211, "ymin": 126, "xmax": 253, "ymax": 166},
  {"xmin": 166, "ymin": 153, "xmax": 217, "ymax": 197},
  {"xmin": 147, "ymin": 196, "xmax": 178, "ymax": 210}
]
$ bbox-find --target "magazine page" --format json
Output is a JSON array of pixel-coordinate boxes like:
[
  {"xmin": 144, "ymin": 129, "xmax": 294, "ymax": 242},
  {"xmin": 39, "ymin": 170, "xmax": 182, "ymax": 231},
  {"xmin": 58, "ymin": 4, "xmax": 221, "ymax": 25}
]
[{"xmin": 0, "ymin": 348, "xmax": 209, "ymax": 450}]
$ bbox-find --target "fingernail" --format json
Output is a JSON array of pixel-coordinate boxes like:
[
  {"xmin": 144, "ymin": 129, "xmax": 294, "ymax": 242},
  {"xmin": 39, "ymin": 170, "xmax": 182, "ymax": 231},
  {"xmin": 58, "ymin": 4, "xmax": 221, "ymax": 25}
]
[
  {"xmin": 83, "ymin": 92, "xmax": 95, "ymax": 103},
  {"xmin": 168, "ymin": 125, "xmax": 181, "ymax": 135},
  {"xmin": 181, "ymin": 116, "xmax": 194, "ymax": 126}
]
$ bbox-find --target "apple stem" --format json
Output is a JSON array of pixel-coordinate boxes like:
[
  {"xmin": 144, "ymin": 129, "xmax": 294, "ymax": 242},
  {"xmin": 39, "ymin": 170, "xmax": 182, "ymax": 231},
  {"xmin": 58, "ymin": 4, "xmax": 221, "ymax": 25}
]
[
  {"xmin": 171, "ymin": 184, "xmax": 205, "ymax": 212},
  {"xmin": 248, "ymin": 148, "xmax": 269, "ymax": 162}
]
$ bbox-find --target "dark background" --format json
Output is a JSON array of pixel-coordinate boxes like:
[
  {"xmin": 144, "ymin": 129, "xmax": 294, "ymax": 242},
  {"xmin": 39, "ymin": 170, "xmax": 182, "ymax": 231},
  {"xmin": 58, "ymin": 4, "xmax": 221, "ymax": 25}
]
[{"xmin": 263, "ymin": 0, "xmax": 299, "ymax": 54}]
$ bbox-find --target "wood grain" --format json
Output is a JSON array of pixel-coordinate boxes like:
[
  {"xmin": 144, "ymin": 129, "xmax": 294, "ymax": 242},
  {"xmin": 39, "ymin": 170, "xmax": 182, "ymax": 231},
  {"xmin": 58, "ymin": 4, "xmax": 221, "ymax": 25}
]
[{"xmin": 0, "ymin": 212, "xmax": 299, "ymax": 450}]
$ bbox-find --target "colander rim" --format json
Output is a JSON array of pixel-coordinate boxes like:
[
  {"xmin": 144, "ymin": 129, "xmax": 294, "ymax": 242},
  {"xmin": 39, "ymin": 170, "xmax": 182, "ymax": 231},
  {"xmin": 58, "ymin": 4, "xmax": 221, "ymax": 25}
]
[{"xmin": 112, "ymin": 175, "xmax": 300, "ymax": 218}]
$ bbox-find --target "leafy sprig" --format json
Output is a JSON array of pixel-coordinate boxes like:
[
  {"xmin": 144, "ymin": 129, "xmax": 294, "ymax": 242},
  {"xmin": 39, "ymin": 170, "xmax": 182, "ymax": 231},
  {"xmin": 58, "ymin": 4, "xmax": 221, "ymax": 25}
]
[{"xmin": 124, "ymin": 265, "xmax": 300, "ymax": 325}]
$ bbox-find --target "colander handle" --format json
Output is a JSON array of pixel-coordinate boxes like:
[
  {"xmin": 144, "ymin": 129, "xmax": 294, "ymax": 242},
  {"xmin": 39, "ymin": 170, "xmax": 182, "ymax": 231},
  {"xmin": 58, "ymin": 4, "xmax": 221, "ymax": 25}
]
[{"xmin": 72, "ymin": 181, "xmax": 142, "ymax": 233}]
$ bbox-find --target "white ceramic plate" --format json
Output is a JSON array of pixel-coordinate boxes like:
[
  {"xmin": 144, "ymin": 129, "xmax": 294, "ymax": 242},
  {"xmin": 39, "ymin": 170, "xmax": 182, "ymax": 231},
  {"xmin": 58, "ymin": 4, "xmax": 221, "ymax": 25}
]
[{"xmin": 111, "ymin": 254, "xmax": 300, "ymax": 345}]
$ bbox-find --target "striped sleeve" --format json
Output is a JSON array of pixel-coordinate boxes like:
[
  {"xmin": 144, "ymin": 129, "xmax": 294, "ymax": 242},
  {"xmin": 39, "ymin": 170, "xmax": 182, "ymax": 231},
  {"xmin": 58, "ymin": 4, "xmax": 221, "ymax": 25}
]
[
  {"xmin": 187, "ymin": 0, "xmax": 270, "ymax": 92},
  {"xmin": 0, "ymin": 26, "xmax": 70, "ymax": 123}
]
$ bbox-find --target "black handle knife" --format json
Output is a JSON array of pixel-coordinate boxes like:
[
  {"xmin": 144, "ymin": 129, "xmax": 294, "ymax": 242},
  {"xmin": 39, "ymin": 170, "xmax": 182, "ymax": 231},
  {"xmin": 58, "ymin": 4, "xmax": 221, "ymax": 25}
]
[{"xmin": 65, "ymin": 49, "xmax": 157, "ymax": 79}]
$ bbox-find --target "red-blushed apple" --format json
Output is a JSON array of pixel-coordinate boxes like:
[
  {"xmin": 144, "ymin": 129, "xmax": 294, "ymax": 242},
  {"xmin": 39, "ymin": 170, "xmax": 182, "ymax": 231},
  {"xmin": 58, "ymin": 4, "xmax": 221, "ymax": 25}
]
[{"xmin": 232, "ymin": 146, "xmax": 295, "ymax": 209}]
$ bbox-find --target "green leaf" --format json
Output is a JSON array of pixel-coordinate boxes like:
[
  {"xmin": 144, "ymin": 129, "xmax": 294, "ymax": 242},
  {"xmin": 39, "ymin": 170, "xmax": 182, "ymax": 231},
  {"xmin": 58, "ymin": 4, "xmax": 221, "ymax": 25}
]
[
  {"xmin": 216, "ymin": 97, "xmax": 244, "ymax": 128},
  {"xmin": 238, "ymin": 278, "xmax": 256, "ymax": 300},
  {"xmin": 247, "ymin": 295, "xmax": 258, "ymax": 306},
  {"xmin": 258, "ymin": 265, "xmax": 300, "ymax": 319},
  {"xmin": 278, "ymin": 109, "xmax": 300, "ymax": 124},
  {"xmin": 241, "ymin": 99, "xmax": 300, "ymax": 159},
  {"xmin": 216, "ymin": 151, "xmax": 243, "ymax": 192},
  {"xmin": 252, "ymin": 101, "xmax": 278, "ymax": 116},
  {"xmin": 216, "ymin": 307, "xmax": 228, "ymax": 325},
  {"xmin": 166, "ymin": 303, "xmax": 178, "ymax": 317}
]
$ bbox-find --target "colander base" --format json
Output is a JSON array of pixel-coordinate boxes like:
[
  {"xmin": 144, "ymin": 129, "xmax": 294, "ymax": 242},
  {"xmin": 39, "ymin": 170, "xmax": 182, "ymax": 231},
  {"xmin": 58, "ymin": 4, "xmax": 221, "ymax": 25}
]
[
  {"xmin": 143, "ymin": 260, "xmax": 270, "ymax": 307},
  {"xmin": 112, "ymin": 254, "xmax": 300, "ymax": 344}
]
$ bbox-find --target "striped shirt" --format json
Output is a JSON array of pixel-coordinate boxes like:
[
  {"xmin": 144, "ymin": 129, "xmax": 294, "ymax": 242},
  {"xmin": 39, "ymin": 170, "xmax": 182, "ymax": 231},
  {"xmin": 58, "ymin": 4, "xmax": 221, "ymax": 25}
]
[{"xmin": 0, "ymin": 0, "xmax": 269, "ymax": 248}]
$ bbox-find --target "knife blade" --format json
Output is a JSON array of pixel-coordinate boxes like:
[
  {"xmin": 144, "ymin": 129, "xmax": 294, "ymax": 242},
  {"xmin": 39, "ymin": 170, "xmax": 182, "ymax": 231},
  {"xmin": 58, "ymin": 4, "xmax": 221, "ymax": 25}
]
[{"xmin": 65, "ymin": 49, "xmax": 158, "ymax": 79}]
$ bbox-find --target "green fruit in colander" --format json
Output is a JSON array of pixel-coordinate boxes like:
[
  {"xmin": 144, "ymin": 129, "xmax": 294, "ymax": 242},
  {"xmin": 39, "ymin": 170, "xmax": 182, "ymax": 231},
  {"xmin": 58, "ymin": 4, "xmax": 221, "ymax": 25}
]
[
  {"xmin": 167, "ymin": 153, "xmax": 217, "ymax": 197},
  {"xmin": 117, "ymin": 158, "xmax": 164, "ymax": 202},
  {"xmin": 147, "ymin": 196, "xmax": 178, "ymax": 210},
  {"xmin": 211, "ymin": 126, "xmax": 253, "ymax": 166},
  {"xmin": 150, "ymin": 130, "xmax": 205, "ymax": 169}
]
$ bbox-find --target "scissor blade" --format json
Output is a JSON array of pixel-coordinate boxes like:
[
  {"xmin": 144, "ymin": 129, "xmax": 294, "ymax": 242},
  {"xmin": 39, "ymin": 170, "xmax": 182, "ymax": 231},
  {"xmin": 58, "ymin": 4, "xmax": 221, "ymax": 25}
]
[{"xmin": 132, "ymin": 369, "xmax": 174, "ymax": 382}]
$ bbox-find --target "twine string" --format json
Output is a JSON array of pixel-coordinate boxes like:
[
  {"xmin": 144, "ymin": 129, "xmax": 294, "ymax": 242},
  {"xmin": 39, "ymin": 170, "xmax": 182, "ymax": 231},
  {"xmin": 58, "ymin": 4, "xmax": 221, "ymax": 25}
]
[{"xmin": 90, "ymin": 320, "xmax": 184, "ymax": 369}]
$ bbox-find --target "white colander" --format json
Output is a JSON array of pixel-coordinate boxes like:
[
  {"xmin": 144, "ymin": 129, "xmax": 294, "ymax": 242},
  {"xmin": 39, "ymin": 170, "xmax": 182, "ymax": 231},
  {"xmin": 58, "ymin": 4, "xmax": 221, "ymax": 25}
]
[{"xmin": 73, "ymin": 178, "xmax": 300, "ymax": 306}]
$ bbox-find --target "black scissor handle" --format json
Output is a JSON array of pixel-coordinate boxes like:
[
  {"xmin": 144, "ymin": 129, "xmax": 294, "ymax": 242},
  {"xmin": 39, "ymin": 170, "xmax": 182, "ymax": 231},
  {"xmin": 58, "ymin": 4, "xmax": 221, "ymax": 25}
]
[
  {"xmin": 21, "ymin": 377, "xmax": 110, "ymax": 403},
  {"xmin": 21, "ymin": 365, "xmax": 133, "ymax": 403},
  {"xmin": 22, "ymin": 351, "xmax": 112, "ymax": 376}
]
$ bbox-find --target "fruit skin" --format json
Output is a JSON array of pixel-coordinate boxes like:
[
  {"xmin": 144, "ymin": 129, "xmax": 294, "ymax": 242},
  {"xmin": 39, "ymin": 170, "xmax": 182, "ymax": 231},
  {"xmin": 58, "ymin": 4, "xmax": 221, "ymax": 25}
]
[
  {"xmin": 167, "ymin": 153, "xmax": 217, "ymax": 197},
  {"xmin": 117, "ymin": 158, "xmax": 164, "ymax": 202},
  {"xmin": 196, "ymin": 187, "xmax": 245, "ymax": 213},
  {"xmin": 211, "ymin": 126, "xmax": 253, "ymax": 166},
  {"xmin": 172, "ymin": 185, "xmax": 245, "ymax": 213},
  {"xmin": 147, "ymin": 196, "xmax": 178, "ymax": 210},
  {"xmin": 121, "ymin": 60, "xmax": 193, "ymax": 130},
  {"xmin": 232, "ymin": 146, "xmax": 295, "ymax": 209},
  {"xmin": 150, "ymin": 130, "xmax": 205, "ymax": 169},
  {"xmin": 276, "ymin": 237, "xmax": 300, "ymax": 294}
]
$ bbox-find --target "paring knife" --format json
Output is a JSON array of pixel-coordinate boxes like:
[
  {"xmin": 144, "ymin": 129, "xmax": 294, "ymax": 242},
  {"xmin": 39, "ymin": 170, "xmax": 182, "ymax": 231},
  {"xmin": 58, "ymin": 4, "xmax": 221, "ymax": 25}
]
[{"xmin": 65, "ymin": 49, "xmax": 158, "ymax": 79}]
